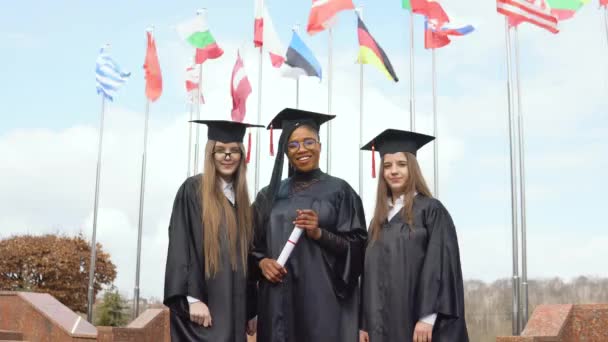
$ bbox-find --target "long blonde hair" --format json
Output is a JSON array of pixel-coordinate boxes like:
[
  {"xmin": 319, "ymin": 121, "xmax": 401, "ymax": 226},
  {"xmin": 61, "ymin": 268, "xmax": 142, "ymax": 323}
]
[
  {"xmin": 200, "ymin": 140, "xmax": 253, "ymax": 277},
  {"xmin": 369, "ymin": 152, "xmax": 432, "ymax": 241}
]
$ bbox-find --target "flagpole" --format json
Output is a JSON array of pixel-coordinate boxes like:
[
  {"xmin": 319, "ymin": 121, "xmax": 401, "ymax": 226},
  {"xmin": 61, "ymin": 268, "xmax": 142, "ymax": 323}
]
[
  {"xmin": 133, "ymin": 27, "xmax": 155, "ymax": 318},
  {"xmin": 432, "ymin": 48, "xmax": 438, "ymax": 198},
  {"xmin": 294, "ymin": 25, "xmax": 300, "ymax": 109},
  {"xmin": 513, "ymin": 26, "xmax": 529, "ymax": 327},
  {"xmin": 504, "ymin": 18, "xmax": 521, "ymax": 336},
  {"xmin": 193, "ymin": 9, "xmax": 205, "ymax": 176},
  {"xmin": 187, "ymin": 100, "xmax": 193, "ymax": 178},
  {"xmin": 254, "ymin": 44, "xmax": 264, "ymax": 193},
  {"xmin": 86, "ymin": 95, "xmax": 106, "ymax": 323},
  {"xmin": 326, "ymin": 27, "xmax": 334, "ymax": 174},
  {"xmin": 357, "ymin": 6, "xmax": 365, "ymax": 197},
  {"xmin": 604, "ymin": 7, "xmax": 608, "ymax": 49},
  {"xmin": 409, "ymin": 11, "xmax": 416, "ymax": 131}
]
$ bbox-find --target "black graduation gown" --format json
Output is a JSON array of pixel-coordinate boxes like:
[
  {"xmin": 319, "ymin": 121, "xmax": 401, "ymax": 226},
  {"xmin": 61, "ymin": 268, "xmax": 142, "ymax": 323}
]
[
  {"xmin": 163, "ymin": 175, "xmax": 255, "ymax": 342},
  {"xmin": 361, "ymin": 195, "xmax": 468, "ymax": 342},
  {"xmin": 251, "ymin": 169, "xmax": 368, "ymax": 342}
]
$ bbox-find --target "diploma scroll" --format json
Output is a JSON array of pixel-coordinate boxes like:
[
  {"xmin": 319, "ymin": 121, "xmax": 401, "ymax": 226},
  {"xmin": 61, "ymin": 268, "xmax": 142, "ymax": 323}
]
[{"xmin": 276, "ymin": 226, "xmax": 304, "ymax": 267}]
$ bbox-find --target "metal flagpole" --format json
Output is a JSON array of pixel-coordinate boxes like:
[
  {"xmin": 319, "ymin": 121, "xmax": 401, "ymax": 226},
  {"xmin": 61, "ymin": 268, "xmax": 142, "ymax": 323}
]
[
  {"xmin": 357, "ymin": 7, "xmax": 365, "ymax": 197},
  {"xmin": 513, "ymin": 27, "xmax": 529, "ymax": 327},
  {"xmin": 326, "ymin": 27, "xmax": 334, "ymax": 174},
  {"xmin": 134, "ymin": 98, "xmax": 150, "ymax": 318},
  {"xmin": 604, "ymin": 7, "xmax": 608, "ymax": 49},
  {"xmin": 254, "ymin": 44, "xmax": 264, "ymax": 193},
  {"xmin": 504, "ymin": 18, "xmax": 521, "ymax": 335},
  {"xmin": 432, "ymin": 48, "xmax": 438, "ymax": 198},
  {"xmin": 187, "ymin": 100, "xmax": 194, "ymax": 178},
  {"xmin": 409, "ymin": 11, "xmax": 416, "ymax": 131},
  {"xmin": 87, "ymin": 96, "xmax": 106, "ymax": 323},
  {"xmin": 294, "ymin": 25, "xmax": 300, "ymax": 109},
  {"xmin": 193, "ymin": 9, "xmax": 205, "ymax": 176}
]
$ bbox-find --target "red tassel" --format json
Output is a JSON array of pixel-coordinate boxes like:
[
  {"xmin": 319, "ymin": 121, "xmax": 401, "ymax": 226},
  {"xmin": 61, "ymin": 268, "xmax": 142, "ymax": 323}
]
[
  {"xmin": 270, "ymin": 124, "xmax": 275, "ymax": 156},
  {"xmin": 371, "ymin": 143, "xmax": 376, "ymax": 179},
  {"xmin": 246, "ymin": 131, "xmax": 252, "ymax": 163}
]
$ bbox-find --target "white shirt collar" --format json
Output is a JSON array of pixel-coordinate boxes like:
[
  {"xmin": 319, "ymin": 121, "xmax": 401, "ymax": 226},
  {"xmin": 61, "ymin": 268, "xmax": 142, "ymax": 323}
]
[{"xmin": 220, "ymin": 178, "xmax": 235, "ymax": 204}]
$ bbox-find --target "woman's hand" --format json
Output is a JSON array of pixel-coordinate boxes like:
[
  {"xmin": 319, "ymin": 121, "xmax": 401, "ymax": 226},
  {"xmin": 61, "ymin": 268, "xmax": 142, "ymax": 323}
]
[
  {"xmin": 359, "ymin": 330, "xmax": 369, "ymax": 342},
  {"xmin": 246, "ymin": 317, "xmax": 257, "ymax": 336},
  {"xmin": 413, "ymin": 321, "xmax": 433, "ymax": 342},
  {"xmin": 189, "ymin": 301, "xmax": 212, "ymax": 327},
  {"xmin": 294, "ymin": 209, "xmax": 321, "ymax": 240},
  {"xmin": 259, "ymin": 258, "xmax": 287, "ymax": 283}
]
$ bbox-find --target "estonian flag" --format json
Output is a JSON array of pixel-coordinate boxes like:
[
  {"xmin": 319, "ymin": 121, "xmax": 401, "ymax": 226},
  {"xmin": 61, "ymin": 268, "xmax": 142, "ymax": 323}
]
[{"xmin": 281, "ymin": 31, "xmax": 322, "ymax": 80}]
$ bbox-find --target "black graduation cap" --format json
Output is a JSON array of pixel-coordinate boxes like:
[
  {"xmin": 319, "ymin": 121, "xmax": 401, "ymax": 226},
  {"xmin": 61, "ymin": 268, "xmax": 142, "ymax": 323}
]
[
  {"xmin": 361, "ymin": 129, "xmax": 435, "ymax": 156},
  {"xmin": 190, "ymin": 120, "xmax": 264, "ymax": 143},
  {"xmin": 361, "ymin": 129, "xmax": 435, "ymax": 178},
  {"xmin": 266, "ymin": 108, "xmax": 335, "ymax": 132}
]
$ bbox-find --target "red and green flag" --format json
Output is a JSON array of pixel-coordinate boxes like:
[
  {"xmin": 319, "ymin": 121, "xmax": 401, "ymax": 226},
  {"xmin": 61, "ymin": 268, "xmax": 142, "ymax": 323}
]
[
  {"xmin": 177, "ymin": 12, "xmax": 224, "ymax": 64},
  {"xmin": 547, "ymin": 0, "xmax": 590, "ymax": 20},
  {"xmin": 356, "ymin": 14, "xmax": 398, "ymax": 82}
]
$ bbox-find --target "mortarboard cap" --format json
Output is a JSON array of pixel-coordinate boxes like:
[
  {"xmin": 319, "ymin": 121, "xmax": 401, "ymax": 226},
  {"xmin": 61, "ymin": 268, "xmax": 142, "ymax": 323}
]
[
  {"xmin": 190, "ymin": 120, "xmax": 264, "ymax": 143},
  {"xmin": 361, "ymin": 129, "xmax": 435, "ymax": 157},
  {"xmin": 266, "ymin": 108, "xmax": 335, "ymax": 132}
]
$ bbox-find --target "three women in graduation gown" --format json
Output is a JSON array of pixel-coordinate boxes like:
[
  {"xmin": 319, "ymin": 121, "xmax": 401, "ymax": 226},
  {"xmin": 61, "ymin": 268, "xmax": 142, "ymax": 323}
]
[
  {"xmin": 251, "ymin": 108, "xmax": 368, "ymax": 342},
  {"xmin": 359, "ymin": 129, "xmax": 468, "ymax": 342},
  {"xmin": 163, "ymin": 120, "xmax": 262, "ymax": 342}
]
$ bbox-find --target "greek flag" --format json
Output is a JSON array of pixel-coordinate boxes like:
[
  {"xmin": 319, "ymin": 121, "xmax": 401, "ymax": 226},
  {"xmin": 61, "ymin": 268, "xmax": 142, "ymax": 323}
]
[{"xmin": 95, "ymin": 47, "xmax": 130, "ymax": 101}]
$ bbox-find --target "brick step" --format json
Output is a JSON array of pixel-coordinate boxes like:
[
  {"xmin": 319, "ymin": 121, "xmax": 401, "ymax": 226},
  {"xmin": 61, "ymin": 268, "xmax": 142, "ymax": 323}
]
[{"xmin": 0, "ymin": 330, "xmax": 23, "ymax": 340}]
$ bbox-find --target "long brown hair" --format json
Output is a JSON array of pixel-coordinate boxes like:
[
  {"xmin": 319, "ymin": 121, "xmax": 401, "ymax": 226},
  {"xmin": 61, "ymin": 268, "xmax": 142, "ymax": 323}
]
[
  {"xmin": 200, "ymin": 140, "xmax": 253, "ymax": 277},
  {"xmin": 369, "ymin": 152, "xmax": 432, "ymax": 241}
]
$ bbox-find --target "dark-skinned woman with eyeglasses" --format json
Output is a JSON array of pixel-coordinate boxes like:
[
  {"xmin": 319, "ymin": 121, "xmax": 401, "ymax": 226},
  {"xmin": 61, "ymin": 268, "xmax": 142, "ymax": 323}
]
[
  {"xmin": 163, "ymin": 120, "xmax": 263, "ymax": 341},
  {"xmin": 250, "ymin": 108, "xmax": 368, "ymax": 342}
]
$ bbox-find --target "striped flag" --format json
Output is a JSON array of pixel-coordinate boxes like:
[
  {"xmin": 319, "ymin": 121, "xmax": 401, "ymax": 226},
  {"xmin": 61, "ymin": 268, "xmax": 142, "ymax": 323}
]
[
  {"xmin": 546, "ymin": 0, "xmax": 590, "ymax": 20},
  {"xmin": 497, "ymin": 0, "xmax": 559, "ymax": 33},
  {"xmin": 356, "ymin": 14, "xmax": 398, "ymax": 82},
  {"xmin": 307, "ymin": 0, "xmax": 355, "ymax": 35},
  {"xmin": 185, "ymin": 65, "xmax": 204, "ymax": 104},
  {"xmin": 254, "ymin": 1, "xmax": 286, "ymax": 67},
  {"xmin": 95, "ymin": 47, "xmax": 130, "ymax": 101},
  {"xmin": 231, "ymin": 51, "xmax": 252, "ymax": 122},
  {"xmin": 424, "ymin": 19, "xmax": 475, "ymax": 49},
  {"xmin": 281, "ymin": 31, "xmax": 322, "ymax": 79},
  {"xmin": 177, "ymin": 12, "xmax": 224, "ymax": 64}
]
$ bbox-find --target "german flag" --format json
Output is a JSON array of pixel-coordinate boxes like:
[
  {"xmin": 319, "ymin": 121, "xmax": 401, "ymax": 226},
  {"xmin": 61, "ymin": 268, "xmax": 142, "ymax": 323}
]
[{"xmin": 356, "ymin": 15, "xmax": 398, "ymax": 82}]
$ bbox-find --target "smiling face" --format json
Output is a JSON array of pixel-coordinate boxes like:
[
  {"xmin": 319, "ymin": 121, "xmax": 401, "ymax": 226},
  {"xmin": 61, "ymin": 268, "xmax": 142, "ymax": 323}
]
[
  {"xmin": 382, "ymin": 152, "xmax": 409, "ymax": 197},
  {"xmin": 286, "ymin": 125, "xmax": 321, "ymax": 173},
  {"xmin": 212, "ymin": 141, "xmax": 242, "ymax": 181}
]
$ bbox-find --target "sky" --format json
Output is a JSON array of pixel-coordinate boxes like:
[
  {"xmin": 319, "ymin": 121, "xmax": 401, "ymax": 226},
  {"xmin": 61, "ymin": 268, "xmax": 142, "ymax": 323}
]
[{"xmin": 1, "ymin": 0, "xmax": 607, "ymax": 301}]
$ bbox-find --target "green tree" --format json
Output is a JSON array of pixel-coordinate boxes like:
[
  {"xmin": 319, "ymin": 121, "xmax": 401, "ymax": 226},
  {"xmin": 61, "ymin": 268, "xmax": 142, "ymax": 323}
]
[{"xmin": 94, "ymin": 286, "xmax": 129, "ymax": 327}]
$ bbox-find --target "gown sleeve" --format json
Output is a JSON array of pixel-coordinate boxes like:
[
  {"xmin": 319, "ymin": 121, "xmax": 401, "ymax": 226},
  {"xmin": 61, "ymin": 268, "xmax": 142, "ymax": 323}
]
[
  {"xmin": 317, "ymin": 182, "xmax": 368, "ymax": 299},
  {"xmin": 416, "ymin": 199, "xmax": 466, "ymax": 325},
  {"xmin": 250, "ymin": 187, "xmax": 271, "ymax": 272},
  {"xmin": 163, "ymin": 178, "xmax": 207, "ymax": 317}
]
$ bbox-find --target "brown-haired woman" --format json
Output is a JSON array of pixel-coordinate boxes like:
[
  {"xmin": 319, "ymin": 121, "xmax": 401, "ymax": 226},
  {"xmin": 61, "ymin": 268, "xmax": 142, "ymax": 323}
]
[
  {"xmin": 164, "ymin": 120, "xmax": 262, "ymax": 341},
  {"xmin": 359, "ymin": 129, "xmax": 468, "ymax": 342}
]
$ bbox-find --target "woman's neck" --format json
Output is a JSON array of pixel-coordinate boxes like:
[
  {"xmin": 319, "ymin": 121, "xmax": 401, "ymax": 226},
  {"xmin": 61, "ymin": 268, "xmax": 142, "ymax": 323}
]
[{"xmin": 292, "ymin": 167, "xmax": 322, "ymax": 181}]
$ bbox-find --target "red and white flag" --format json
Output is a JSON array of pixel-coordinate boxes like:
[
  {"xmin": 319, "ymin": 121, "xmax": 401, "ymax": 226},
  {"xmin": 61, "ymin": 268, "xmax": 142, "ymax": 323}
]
[
  {"xmin": 185, "ymin": 65, "xmax": 204, "ymax": 104},
  {"xmin": 230, "ymin": 51, "xmax": 252, "ymax": 122},
  {"xmin": 497, "ymin": 0, "xmax": 559, "ymax": 34},
  {"xmin": 254, "ymin": 0, "xmax": 285, "ymax": 67},
  {"xmin": 307, "ymin": 0, "xmax": 355, "ymax": 35}
]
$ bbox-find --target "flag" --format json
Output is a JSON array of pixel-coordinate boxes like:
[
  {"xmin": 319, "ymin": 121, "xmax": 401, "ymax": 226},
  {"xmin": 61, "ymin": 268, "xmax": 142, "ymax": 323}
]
[
  {"xmin": 425, "ymin": 19, "xmax": 451, "ymax": 49},
  {"xmin": 231, "ymin": 51, "xmax": 252, "ymax": 122},
  {"xmin": 307, "ymin": 0, "xmax": 355, "ymax": 35},
  {"xmin": 547, "ymin": 0, "xmax": 589, "ymax": 20},
  {"xmin": 497, "ymin": 0, "xmax": 559, "ymax": 33},
  {"xmin": 144, "ymin": 32, "xmax": 162, "ymax": 102},
  {"xmin": 185, "ymin": 65, "xmax": 204, "ymax": 104},
  {"xmin": 404, "ymin": 0, "xmax": 450, "ymax": 25},
  {"xmin": 281, "ymin": 31, "xmax": 323, "ymax": 79},
  {"xmin": 424, "ymin": 19, "xmax": 474, "ymax": 49},
  {"xmin": 177, "ymin": 12, "xmax": 224, "ymax": 64},
  {"xmin": 356, "ymin": 14, "xmax": 399, "ymax": 82},
  {"xmin": 95, "ymin": 47, "xmax": 130, "ymax": 101},
  {"xmin": 254, "ymin": 0, "xmax": 286, "ymax": 67},
  {"xmin": 601, "ymin": 0, "xmax": 608, "ymax": 7}
]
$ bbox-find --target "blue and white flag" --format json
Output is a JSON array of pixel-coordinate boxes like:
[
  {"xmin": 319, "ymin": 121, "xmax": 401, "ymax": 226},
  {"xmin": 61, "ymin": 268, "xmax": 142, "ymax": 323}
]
[
  {"xmin": 95, "ymin": 47, "xmax": 130, "ymax": 101},
  {"xmin": 281, "ymin": 32, "xmax": 322, "ymax": 80}
]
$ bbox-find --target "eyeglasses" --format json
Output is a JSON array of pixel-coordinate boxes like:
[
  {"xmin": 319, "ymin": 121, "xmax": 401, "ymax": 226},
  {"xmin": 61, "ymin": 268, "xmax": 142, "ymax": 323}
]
[
  {"xmin": 212, "ymin": 150, "xmax": 242, "ymax": 161},
  {"xmin": 287, "ymin": 138, "xmax": 318, "ymax": 152}
]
